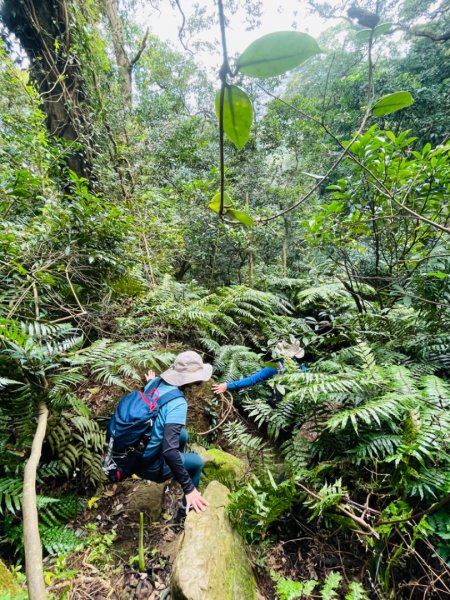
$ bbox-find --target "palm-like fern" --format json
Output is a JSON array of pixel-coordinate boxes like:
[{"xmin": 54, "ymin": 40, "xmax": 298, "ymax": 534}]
[
  {"xmin": 203, "ymin": 340, "xmax": 262, "ymax": 381},
  {"xmin": 119, "ymin": 275, "xmax": 293, "ymax": 345},
  {"xmin": 236, "ymin": 341, "xmax": 450, "ymax": 502},
  {"xmin": 69, "ymin": 339, "xmax": 174, "ymax": 387}
]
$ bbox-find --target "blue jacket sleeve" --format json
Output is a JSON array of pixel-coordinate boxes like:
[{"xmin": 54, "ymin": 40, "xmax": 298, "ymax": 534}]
[{"xmin": 227, "ymin": 367, "xmax": 279, "ymax": 391}]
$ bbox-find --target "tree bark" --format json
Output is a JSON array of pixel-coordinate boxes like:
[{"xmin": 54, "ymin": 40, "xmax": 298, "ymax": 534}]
[
  {"xmin": 105, "ymin": 0, "xmax": 149, "ymax": 108},
  {"xmin": 23, "ymin": 401, "xmax": 49, "ymax": 600},
  {"xmin": 1, "ymin": 0, "xmax": 92, "ymax": 178},
  {"xmin": 105, "ymin": 0, "xmax": 133, "ymax": 107}
]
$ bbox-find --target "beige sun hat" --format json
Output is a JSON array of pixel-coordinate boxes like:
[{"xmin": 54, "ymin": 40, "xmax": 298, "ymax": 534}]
[
  {"xmin": 272, "ymin": 337, "xmax": 305, "ymax": 359},
  {"xmin": 160, "ymin": 351, "xmax": 213, "ymax": 387}
]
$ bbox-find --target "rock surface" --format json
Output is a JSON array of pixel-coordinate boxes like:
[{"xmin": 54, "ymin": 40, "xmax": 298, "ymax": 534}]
[
  {"xmin": 198, "ymin": 447, "xmax": 246, "ymax": 489},
  {"xmin": 171, "ymin": 481, "xmax": 257, "ymax": 600},
  {"xmin": 121, "ymin": 479, "xmax": 166, "ymax": 522},
  {"xmin": 0, "ymin": 559, "xmax": 21, "ymax": 596}
]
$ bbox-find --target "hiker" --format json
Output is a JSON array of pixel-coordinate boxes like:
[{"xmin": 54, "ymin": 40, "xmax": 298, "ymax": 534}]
[
  {"xmin": 106, "ymin": 351, "xmax": 212, "ymax": 517},
  {"xmin": 212, "ymin": 338, "xmax": 306, "ymax": 404}
]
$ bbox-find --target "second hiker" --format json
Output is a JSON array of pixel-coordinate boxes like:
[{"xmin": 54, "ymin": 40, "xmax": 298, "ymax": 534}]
[{"xmin": 212, "ymin": 338, "xmax": 306, "ymax": 406}]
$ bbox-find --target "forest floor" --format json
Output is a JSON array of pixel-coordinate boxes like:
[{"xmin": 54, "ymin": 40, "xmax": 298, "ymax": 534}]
[{"xmin": 42, "ymin": 378, "xmax": 362, "ymax": 598}]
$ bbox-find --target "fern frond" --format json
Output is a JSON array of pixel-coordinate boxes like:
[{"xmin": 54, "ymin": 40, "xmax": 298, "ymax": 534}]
[
  {"xmin": 223, "ymin": 420, "xmax": 274, "ymax": 463},
  {"xmin": 0, "ymin": 477, "xmax": 23, "ymax": 514},
  {"xmin": 354, "ymin": 433, "xmax": 402, "ymax": 462},
  {"xmin": 325, "ymin": 393, "xmax": 401, "ymax": 433}
]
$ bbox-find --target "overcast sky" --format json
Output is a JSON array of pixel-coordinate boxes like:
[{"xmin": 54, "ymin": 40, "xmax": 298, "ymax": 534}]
[{"xmin": 136, "ymin": 0, "xmax": 330, "ymax": 74}]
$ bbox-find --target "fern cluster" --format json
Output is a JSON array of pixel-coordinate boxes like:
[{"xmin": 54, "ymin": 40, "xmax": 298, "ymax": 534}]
[
  {"xmin": 272, "ymin": 571, "xmax": 368, "ymax": 600},
  {"xmin": 228, "ymin": 472, "xmax": 301, "ymax": 543},
  {"xmin": 116, "ymin": 274, "xmax": 293, "ymax": 347}
]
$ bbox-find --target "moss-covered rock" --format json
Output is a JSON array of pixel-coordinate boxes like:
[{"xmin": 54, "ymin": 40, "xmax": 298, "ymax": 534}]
[
  {"xmin": 0, "ymin": 559, "xmax": 21, "ymax": 596},
  {"xmin": 171, "ymin": 481, "xmax": 257, "ymax": 600},
  {"xmin": 121, "ymin": 479, "xmax": 166, "ymax": 522},
  {"xmin": 198, "ymin": 447, "xmax": 246, "ymax": 490}
]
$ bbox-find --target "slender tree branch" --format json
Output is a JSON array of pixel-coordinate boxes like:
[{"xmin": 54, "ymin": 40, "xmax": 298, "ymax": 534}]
[
  {"xmin": 173, "ymin": 0, "xmax": 193, "ymax": 55},
  {"xmin": 407, "ymin": 27, "xmax": 450, "ymax": 42},
  {"xmin": 130, "ymin": 28, "xmax": 149, "ymax": 66},
  {"xmin": 23, "ymin": 401, "xmax": 49, "ymax": 600},
  {"xmin": 260, "ymin": 109, "xmax": 371, "ymax": 223}
]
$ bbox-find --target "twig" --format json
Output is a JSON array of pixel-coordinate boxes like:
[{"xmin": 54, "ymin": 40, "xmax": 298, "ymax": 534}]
[
  {"xmin": 376, "ymin": 493, "xmax": 450, "ymax": 526},
  {"xmin": 65, "ymin": 267, "xmax": 87, "ymax": 315},
  {"xmin": 197, "ymin": 391, "xmax": 233, "ymax": 435},
  {"xmin": 296, "ymin": 482, "xmax": 380, "ymax": 539},
  {"xmin": 173, "ymin": 0, "xmax": 193, "ymax": 55}
]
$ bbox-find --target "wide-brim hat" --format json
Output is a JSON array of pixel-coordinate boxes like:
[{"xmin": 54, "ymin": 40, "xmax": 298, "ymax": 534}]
[
  {"xmin": 160, "ymin": 350, "xmax": 213, "ymax": 387},
  {"xmin": 272, "ymin": 338, "xmax": 305, "ymax": 359}
]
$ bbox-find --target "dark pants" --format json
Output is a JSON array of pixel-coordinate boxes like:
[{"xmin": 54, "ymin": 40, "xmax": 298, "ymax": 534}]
[{"xmin": 137, "ymin": 428, "xmax": 204, "ymax": 503}]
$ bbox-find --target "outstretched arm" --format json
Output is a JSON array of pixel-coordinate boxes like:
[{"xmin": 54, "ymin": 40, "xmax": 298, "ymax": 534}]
[{"xmin": 213, "ymin": 366, "xmax": 279, "ymax": 393}]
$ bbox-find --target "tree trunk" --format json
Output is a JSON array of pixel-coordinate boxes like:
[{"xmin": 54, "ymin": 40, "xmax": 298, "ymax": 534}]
[
  {"xmin": 1, "ymin": 0, "xmax": 92, "ymax": 178},
  {"xmin": 248, "ymin": 250, "xmax": 254, "ymax": 288},
  {"xmin": 23, "ymin": 401, "xmax": 49, "ymax": 600},
  {"xmin": 105, "ymin": 0, "xmax": 133, "ymax": 107},
  {"xmin": 105, "ymin": 0, "xmax": 149, "ymax": 109}
]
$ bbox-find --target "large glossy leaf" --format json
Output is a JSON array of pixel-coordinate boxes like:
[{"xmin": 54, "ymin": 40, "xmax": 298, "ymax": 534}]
[
  {"xmin": 372, "ymin": 91, "xmax": 414, "ymax": 116},
  {"xmin": 215, "ymin": 85, "xmax": 253, "ymax": 150},
  {"xmin": 373, "ymin": 22, "xmax": 393, "ymax": 38},
  {"xmin": 354, "ymin": 28, "xmax": 372, "ymax": 42},
  {"xmin": 354, "ymin": 22, "xmax": 392, "ymax": 42},
  {"xmin": 208, "ymin": 191, "xmax": 232, "ymax": 214},
  {"xmin": 236, "ymin": 31, "xmax": 321, "ymax": 78},
  {"xmin": 208, "ymin": 194, "xmax": 255, "ymax": 226},
  {"xmin": 227, "ymin": 208, "xmax": 255, "ymax": 226}
]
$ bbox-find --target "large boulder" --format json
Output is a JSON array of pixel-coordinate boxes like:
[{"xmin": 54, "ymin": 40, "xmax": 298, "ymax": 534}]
[
  {"xmin": 193, "ymin": 446, "xmax": 246, "ymax": 490},
  {"xmin": 171, "ymin": 481, "xmax": 257, "ymax": 600}
]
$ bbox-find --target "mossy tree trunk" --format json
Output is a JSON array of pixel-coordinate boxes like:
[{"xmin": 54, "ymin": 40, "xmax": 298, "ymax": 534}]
[{"xmin": 1, "ymin": 0, "xmax": 92, "ymax": 177}]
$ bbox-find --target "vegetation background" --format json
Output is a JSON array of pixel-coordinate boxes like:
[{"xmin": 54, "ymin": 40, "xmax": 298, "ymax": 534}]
[{"xmin": 0, "ymin": 0, "xmax": 449, "ymax": 598}]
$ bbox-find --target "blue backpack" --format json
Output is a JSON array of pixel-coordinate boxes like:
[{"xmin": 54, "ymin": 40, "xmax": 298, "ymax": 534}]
[{"xmin": 103, "ymin": 377, "xmax": 182, "ymax": 483}]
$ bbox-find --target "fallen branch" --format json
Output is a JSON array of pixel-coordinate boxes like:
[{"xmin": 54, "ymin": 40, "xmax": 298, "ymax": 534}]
[
  {"xmin": 376, "ymin": 492, "xmax": 450, "ymax": 526},
  {"xmin": 296, "ymin": 482, "xmax": 380, "ymax": 540}
]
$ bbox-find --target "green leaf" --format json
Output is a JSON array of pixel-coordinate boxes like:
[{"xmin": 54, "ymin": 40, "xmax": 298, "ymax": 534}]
[
  {"xmin": 373, "ymin": 22, "xmax": 393, "ymax": 38},
  {"xmin": 227, "ymin": 208, "xmax": 255, "ymax": 226},
  {"xmin": 208, "ymin": 191, "xmax": 232, "ymax": 213},
  {"xmin": 424, "ymin": 272, "xmax": 448, "ymax": 279},
  {"xmin": 355, "ymin": 22, "xmax": 392, "ymax": 42},
  {"xmin": 237, "ymin": 31, "xmax": 321, "ymax": 78},
  {"xmin": 403, "ymin": 296, "xmax": 412, "ymax": 307},
  {"xmin": 354, "ymin": 28, "xmax": 372, "ymax": 42},
  {"xmin": 372, "ymin": 91, "xmax": 414, "ymax": 116},
  {"xmin": 215, "ymin": 85, "xmax": 253, "ymax": 150}
]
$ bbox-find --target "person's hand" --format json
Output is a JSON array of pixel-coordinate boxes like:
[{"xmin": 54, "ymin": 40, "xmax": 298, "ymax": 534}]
[
  {"xmin": 212, "ymin": 382, "xmax": 228, "ymax": 394},
  {"xmin": 145, "ymin": 369, "xmax": 156, "ymax": 382},
  {"xmin": 185, "ymin": 488, "xmax": 209, "ymax": 513}
]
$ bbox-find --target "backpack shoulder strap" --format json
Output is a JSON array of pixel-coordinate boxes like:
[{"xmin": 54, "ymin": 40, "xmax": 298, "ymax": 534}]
[{"xmin": 158, "ymin": 387, "xmax": 184, "ymax": 408}]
